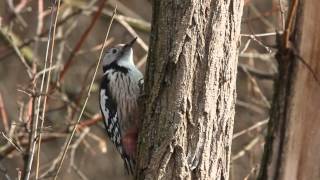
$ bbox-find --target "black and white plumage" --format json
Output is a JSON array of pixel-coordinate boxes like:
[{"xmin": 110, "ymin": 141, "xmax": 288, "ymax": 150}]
[{"xmin": 99, "ymin": 38, "xmax": 143, "ymax": 174}]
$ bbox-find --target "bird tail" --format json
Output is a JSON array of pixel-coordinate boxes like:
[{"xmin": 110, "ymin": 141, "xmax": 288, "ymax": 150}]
[{"xmin": 123, "ymin": 155, "xmax": 135, "ymax": 175}]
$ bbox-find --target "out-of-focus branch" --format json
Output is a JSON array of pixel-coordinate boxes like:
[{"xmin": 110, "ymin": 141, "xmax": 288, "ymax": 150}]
[
  {"xmin": 69, "ymin": 128, "xmax": 90, "ymax": 180},
  {"xmin": 232, "ymin": 135, "xmax": 263, "ymax": 161},
  {"xmin": 98, "ymin": 8, "xmax": 151, "ymax": 33},
  {"xmin": 58, "ymin": 0, "xmax": 107, "ymax": 83},
  {"xmin": 0, "ymin": 132, "xmax": 67, "ymax": 160},
  {"xmin": 238, "ymin": 64, "xmax": 276, "ymax": 80},
  {"xmin": 78, "ymin": 114, "xmax": 102, "ymax": 129},
  {"xmin": 0, "ymin": 9, "xmax": 82, "ymax": 61},
  {"xmin": 0, "ymin": 92, "xmax": 9, "ymax": 132},
  {"xmin": 0, "ymin": 26, "xmax": 33, "ymax": 78},
  {"xmin": 233, "ymin": 118, "xmax": 269, "ymax": 139},
  {"xmin": 239, "ymin": 52, "xmax": 275, "ymax": 62}
]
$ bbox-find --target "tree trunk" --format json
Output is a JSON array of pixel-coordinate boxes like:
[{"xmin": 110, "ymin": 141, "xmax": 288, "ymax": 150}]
[
  {"xmin": 136, "ymin": 1, "xmax": 243, "ymax": 179},
  {"xmin": 258, "ymin": 1, "xmax": 320, "ymax": 180}
]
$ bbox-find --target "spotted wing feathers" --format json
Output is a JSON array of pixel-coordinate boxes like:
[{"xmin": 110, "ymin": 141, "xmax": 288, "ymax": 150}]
[{"xmin": 99, "ymin": 75, "xmax": 134, "ymax": 174}]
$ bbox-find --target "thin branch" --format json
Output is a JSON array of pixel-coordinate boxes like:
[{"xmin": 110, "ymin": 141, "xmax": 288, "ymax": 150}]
[
  {"xmin": 0, "ymin": 92, "xmax": 9, "ymax": 132},
  {"xmin": 137, "ymin": 53, "xmax": 148, "ymax": 68},
  {"xmin": 0, "ymin": 9, "xmax": 82, "ymax": 61},
  {"xmin": 23, "ymin": 0, "xmax": 59, "ymax": 179},
  {"xmin": 78, "ymin": 114, "xmax": 102, "ymax": 129},
  {"xmin": 283, "ymin": 0, "xmax": 298, "ymax": 48},
  {"xmin": 240, "ymin": 39, "xmax": 251, "ymax": 54},
  {"xmin": 232, "ymin": 135, "xmax": 263, "ymax": 161},
  {"xmin": 243, "ymin": 164, "xmax": 259, "ymax": 180},
  {"xmin": 0, "ymin": 27, "xmax": 33, "ymax": 78},
  {"xmin": 34, "ymin": 65, "xmax": 60, "ymax": 80},
  {"xmin": 58, "ymin": 0, "xmax": 107, "ymax": 83},
  {"xmin": 248, "ymin": 3, "xmax": 274, "ymax": 30},
  {"xmin": 1, "ymin": 132, "xmax": 23, "ymax": 153},
  {"xmin": 241, "ymin": 31, "xmax": 282, "ymax": 37},
  {"xmin": 98, "ymin": 7, "xmax": 149, "ymax": 52},
  {"xmin": 0, "ymin": 162, "xmax": 11, "ymax": 180},
  {"xmin": 242, "ymin": 66, "xmax": 271, "ymax": 108},
  {"xmin": 233, "ymin": 118, "xmax": 269, "ymax": 140},
  {"xmin": 238, "ymin": 64, "xmax": 276, "ymax": 80},
  {"xmin": 36, "ymin": 0, "xmax": 62, "ymax": 178},
  {"xmin": 236, "ymin": 99, "xmax": 266, "ymax": 114},
  {"xmin": 0, "ymin": 132, "xmax": 67, "ymax": 161},
  {"xmin": 69, "ymin": 128, "xmax": 90, "ymax": 180},
  {"xmin": 239, "ymin": 52, "xmax": 275, "ymax": 61}
]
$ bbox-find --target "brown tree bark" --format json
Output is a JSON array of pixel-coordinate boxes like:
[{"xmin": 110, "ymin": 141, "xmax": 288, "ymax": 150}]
[
  {"xmin": 258, "ymin": 1, "xmax": 320, "ymax": 180},
  {"xmin": 136, "ymin": 1, "xmax": 243, "ymax": 179}
]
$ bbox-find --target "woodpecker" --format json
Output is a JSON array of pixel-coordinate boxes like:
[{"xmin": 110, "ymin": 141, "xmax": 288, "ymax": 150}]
[{"xmin": 99, "ymin": 37, "xmax": 143, "ymax": 174}]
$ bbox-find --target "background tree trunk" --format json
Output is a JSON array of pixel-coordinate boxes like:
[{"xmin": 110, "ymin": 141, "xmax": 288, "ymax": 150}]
[
  {"xmin": 136, "ymin": 1, "xmax": 243, "ymax": 179},
  {"xmin": 258, "ymin": 1, "xmax": 320, "ymax": 180}
]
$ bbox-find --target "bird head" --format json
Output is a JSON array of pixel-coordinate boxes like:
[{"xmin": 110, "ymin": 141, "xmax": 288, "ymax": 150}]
[{"xmin": 102, "ymin": 37, "xmax": 137, "ymax": 69}]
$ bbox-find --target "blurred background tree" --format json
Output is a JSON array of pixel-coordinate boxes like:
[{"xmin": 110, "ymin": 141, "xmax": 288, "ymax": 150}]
[{"xmin": 258, "ymin": 0, "xmax": 320, "ymax": 180}]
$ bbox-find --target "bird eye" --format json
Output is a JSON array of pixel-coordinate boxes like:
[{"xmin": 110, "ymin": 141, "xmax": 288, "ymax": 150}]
[{"xmin": 112, "ymin": 49, "xmax": 117, "ymax": 54}]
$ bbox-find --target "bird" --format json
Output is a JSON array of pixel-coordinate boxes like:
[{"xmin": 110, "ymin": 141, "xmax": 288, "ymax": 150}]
[{"xmin": 99, "ymin": 37, "xmax": 144, "ymax": 174}]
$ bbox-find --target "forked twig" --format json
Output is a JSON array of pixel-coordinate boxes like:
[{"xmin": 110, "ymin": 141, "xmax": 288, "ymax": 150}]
[{"xmin": 53, "ymin": 7, "xmax": 117, "ymax": 180}]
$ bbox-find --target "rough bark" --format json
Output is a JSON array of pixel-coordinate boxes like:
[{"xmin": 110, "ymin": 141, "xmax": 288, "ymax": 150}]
[
  {"xmin": 136, "ymin": 1, "xmax": 243, "ymax": 179},
  {"xmin": 258, "ymin": 1, "xmax": 320, "ymax": 180}
]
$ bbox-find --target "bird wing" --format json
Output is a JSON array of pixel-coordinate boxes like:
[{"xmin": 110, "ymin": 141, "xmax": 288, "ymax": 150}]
[{"xmin": 99, "ymin": 75, "xmax": 134, "ymax": 174}]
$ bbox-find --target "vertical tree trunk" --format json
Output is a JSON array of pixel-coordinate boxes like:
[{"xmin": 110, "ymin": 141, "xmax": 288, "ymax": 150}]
[
  {"xmin": 258, "ymin": 1, "xmax": 320, "ymax": 180},
  {"xmin": 136, "ymin": 1, "xmax": 243, "ymax": 179}
]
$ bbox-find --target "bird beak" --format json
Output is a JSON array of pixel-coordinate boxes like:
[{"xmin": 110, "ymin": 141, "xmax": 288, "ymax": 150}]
[{"xmin": 125, "ymin": 37, "xmax": 137, "ymax": 48}]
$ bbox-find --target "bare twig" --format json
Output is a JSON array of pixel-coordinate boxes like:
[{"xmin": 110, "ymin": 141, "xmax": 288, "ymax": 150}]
[
  {"xmin": 97, "ymin": 7, "xmax": 149, "ymax": 52},
  {"xmin": 58, "ymin": 0, "xmax": 107, "ymax": 83},
  {"xmin": 137, "ymin": 53, "xmax": 148, "ymax": 68},
  {"xmin": 108, "ymin": 0, "xmax": 142, "ymax": 19},
  {"xmin": 244, "ymin": 34, "xmax": 272, "ymax": 54},
  {"xmin": 86, "ymin": 131, "xmax": 107, "ymax": 153},
  {"xmin": 53, "ymin": 7, "xmax": 117, "ymax": 180},
  {"xmin": 70, "ymin": 62, "xmax": 98, "ymax": 120},
  {"xmin": 1, "ymin": 132, "xmax": 23, "ymax": 153},
  {"xmin": 36, "ymin": 0, "xmax": 44, "ymax": 36},
  {"xmin": 243, "ymin": 164, "xmax": 259, "ymax": 180},
  {"xmin": 242, "ymin": 67, "xmax": 271, "ymax": 108},
  {"xmin": 34, "ymin": 65, "xmax": 60, "ymax": 80},
  {"xmin": 23, "ymin": 0, "xmax": 59, "ymax": 179},
  {"xmin": 75, "ymin": 38, "xmax": 114, "ymax": 55},
  {"xmin": 238, "ymin": 64, "xmax": 276, "ymax": 80},
  {"xmin": 0, "ymin": 92, "xmax": 9, "ymax": 132},
  {"xmin": 0, "ymin": 132, "xmax": 67, "ymax": 161},
  {"xmin": 232, "ymin": 135, "xmax": 263, "ymax": 161},
  {"xmin": 69, "ymin": 128, "xmax": 90, "ymax": 180},
  {"xmin": 78, "ymin": 114, "xmax": 102, "ymax": 129},
  {"xmin": 233, "ymin": 118, "xmax": 269, "ymax": 139},
  {"xmin": 236, "ymin": 100, "xmax": 266, "ymax": 115},
  {"xmin": 239, "ymin": 52, "xmax": 275, "ymax": 61},
  {"xmin": 241, "ymin": 31, "xmax": 282, "ymax": 37},
  {"xmin": 240, "ymin": 39, "xmax": 251, "ymax": 54},
  {"xmin": 0, "ymin": 162, "xmax": 11, "ymax": 180},
  {"xmin": 0, "ymin": 27, "xmax": 33, "ymax": 78},
  {"xmin": 248, "ymin": 3, "xmax": 274, "ymax": 30},
  {"xmin": 35, "ymin": 0, "xmax": 62, "ymax": 178},
  {"xmin": 283, "ymin": 0, "xmax": 298, "ymax": 48}
]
